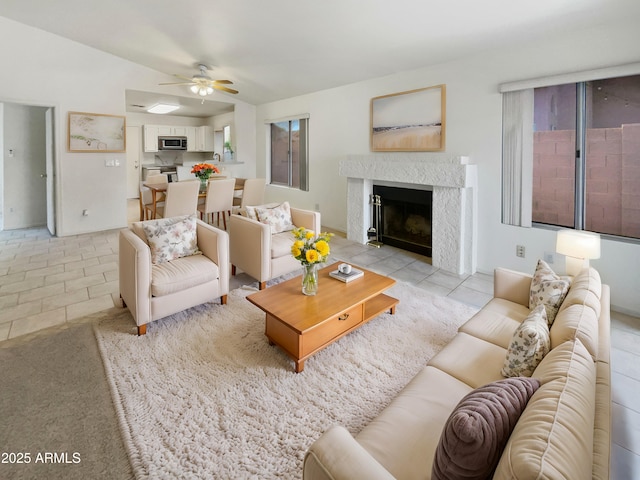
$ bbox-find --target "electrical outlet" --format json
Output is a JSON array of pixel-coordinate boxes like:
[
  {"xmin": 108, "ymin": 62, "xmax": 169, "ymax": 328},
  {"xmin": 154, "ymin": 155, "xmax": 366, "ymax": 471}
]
[
  {"xmin": 516, "ymin": 245, "xmax": 525, "ymax": 258},
  {"xmin": 544, "ymin": 251, "xmax": 555, "ymax": 264}
]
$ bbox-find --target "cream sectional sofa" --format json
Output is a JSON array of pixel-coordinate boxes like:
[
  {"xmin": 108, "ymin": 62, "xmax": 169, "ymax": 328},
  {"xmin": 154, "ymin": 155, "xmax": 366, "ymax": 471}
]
[{"xmin": 303, "ymin": 266, "xmax": 611, "ymax": 479}]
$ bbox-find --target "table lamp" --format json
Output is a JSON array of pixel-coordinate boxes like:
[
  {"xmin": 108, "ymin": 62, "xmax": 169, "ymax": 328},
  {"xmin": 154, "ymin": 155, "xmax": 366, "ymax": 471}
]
[{"xmin": 555, "ymin": 229, "xmax": 601, "ymax": 276}]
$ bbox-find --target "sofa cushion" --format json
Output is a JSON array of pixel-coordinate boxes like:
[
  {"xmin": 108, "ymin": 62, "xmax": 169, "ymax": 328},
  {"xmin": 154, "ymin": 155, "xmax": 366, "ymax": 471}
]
[
  {"xmin": 271, "ymin": 231, "xmax": 296, "ymax": 259},
  {"xmin": 549, "ymin": 267, "xmax": 601, "ymax": 360},
  {"xmin": 529, "ymin": 259, "xmax": 570, "ymax": 326},
  {"xmin": 501, "ymin": 304, "xmax": 550, "ymax": 377},
  {"xmin": 551, "ymin": 303, "xmax": 599, "ymax": 361},
  {"xmin": 427, "ymin": 333, "xmax": 508, "ymax": 389},
  {"xmin": 432, "ymin": 377, "xmax": 540, "ymax": 480},
  {"xmin": 151, "ymin": 254, "xmax": 219, "ymax": 297},
  {"xmin": 493, "ymin": 339, "xmax": 596, "ymax": 480},
  {"xmin": 356, "ymin": 366, "xmax": 473, "ymax": 479},
  {"xmin": 558, "ymin": 267, "xmax": 602, "ymax": 317},
  {"xmin": 459, "ymin": 298, "xmax": 529, "ymax": 349},
  {"xmin": 255, "ymin": 201, "xmax": 295, "ymax": 234},
  {"xmin": 141, "ymin": 214, "xmax": 200, "ymax": 264}
]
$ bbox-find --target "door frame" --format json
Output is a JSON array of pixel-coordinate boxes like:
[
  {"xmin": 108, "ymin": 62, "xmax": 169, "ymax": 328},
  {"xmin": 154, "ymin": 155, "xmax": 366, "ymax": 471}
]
[
  {"xmin": 45, "ymin": 107, "xmax": 56, "ymax": 235},
  {"xmin": 0, "ymin": 98, "xmax": 58, "ymax": 234}
]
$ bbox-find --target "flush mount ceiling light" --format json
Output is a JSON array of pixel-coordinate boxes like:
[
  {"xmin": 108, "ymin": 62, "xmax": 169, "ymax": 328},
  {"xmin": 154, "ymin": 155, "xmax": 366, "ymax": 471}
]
[{"xmin": 147, "ymin": 103, "xmax": 180, "ymax": 114}]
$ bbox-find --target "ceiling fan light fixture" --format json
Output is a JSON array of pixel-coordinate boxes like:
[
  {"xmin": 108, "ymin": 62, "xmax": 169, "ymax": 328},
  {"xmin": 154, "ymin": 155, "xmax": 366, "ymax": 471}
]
[
  {"xmin": 190, "ymin": 85, "xmax": 199, "ymax": 94},
  {"xmin": 206, "ymin": 86, "xmax": 214, "ymax": 95},
  {"xmin": 147, "ymin": 103, "xmax": 180, "ymax": 114}
]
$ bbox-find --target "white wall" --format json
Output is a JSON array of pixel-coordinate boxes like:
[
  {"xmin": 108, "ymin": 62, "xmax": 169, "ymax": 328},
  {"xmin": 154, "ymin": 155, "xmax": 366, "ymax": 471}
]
[
  {"xmin": 255, "ymin": 18, "xmax": 640, "ymax": 315},
  {"xmin": 0, "ymin": 16, "xmax": 257, "ymax": 236}
]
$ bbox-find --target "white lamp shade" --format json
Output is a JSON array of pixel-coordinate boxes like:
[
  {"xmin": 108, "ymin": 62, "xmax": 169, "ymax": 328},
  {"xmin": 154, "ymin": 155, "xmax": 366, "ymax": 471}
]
[{"xmin": 556, "ymin": 229, "xmax": 601, "ymax": 259}]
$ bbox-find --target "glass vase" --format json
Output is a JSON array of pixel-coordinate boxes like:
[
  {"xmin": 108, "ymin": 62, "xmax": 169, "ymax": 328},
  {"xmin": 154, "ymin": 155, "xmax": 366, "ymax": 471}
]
[
  {"xmin": 301, "ymin": 263, "xmax": 319, "ymax": 296},
  {"xmin": 199, "ymin": 176, "xmax": 209, "ymax": 193}
]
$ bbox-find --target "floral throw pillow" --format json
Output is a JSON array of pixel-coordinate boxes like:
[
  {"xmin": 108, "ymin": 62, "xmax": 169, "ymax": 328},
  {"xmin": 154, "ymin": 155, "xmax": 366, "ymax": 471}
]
[
  {"xmin": 529, "ymin": 259, "xmax": 571, "ymax": 326},
  {"xmin": 501, "ymin": 304, "xmax": 550, "ymax": 377},
  {"xmin": 244, "ymin": 202, "xmax": 280, "ymax": 221},
  {"xmin": 141, "ymin": 214, "xmax": 200, "ymax": 264},
  {"xmin": 255, "ymin": 201, "xmax": 294, "ymax": 234}
]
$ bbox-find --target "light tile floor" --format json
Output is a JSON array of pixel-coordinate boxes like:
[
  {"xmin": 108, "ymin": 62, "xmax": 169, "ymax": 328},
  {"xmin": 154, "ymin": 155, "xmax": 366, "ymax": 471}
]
[{"xmin": 0, "ymin": 199, "xmax": 638, "ymax": 478}]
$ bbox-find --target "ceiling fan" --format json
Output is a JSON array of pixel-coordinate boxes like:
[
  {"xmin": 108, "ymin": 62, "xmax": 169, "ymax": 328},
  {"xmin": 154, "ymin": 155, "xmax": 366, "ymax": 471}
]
[{"xmin": 159, "ymin": 64, "xmax": 238, "ymax": 96}]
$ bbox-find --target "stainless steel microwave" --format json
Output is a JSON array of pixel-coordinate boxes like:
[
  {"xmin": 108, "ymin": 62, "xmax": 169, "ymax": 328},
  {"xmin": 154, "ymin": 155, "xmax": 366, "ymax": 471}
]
[{"xmin": 158, "ymin": 136, "xmax": 187, "ymax": 150}]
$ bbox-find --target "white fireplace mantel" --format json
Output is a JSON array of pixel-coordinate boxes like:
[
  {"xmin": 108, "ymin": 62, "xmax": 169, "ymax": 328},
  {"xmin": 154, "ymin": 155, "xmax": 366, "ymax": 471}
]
[{"xmin": 340, "ymin": 154, "xmax": 477, "ymax": 275}]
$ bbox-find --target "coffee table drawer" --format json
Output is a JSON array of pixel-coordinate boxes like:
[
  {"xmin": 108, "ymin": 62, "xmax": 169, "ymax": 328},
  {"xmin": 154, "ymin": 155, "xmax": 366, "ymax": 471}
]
[{"xmin": 302, "ymin": 304, "xmax": 363, "ymax": 355}]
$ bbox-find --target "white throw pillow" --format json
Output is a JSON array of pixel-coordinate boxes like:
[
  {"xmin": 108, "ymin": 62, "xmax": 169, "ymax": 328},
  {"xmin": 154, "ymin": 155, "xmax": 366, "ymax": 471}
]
[
  {"xmin": 141, "ymin": 214, "xmax": 200, "ymax": 264},
  {"xmin": 529, "ymin": 259, "xmax": 571, "ymax": 326},
  {"xmin": 254, "ymin": 201, "xmax": 294, "ymax": 234},
  {"xmin": 501, "ymin": 304, "xmax": 551, "ymax": 377}
]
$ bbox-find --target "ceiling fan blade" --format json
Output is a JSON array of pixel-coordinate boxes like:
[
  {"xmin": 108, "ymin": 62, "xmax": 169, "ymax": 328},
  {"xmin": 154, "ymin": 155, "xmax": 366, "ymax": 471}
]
[
  {"xmin": 213, "ymin": 84, "xmax": 239, "ymax": 94},
  {"xmin": 212, "ymin": 79, "xmax": 233, "ymax": 85},
  {"xmin": 159, "ymin": 81, "xmax": 196, "ymax": 86},
  {"xmin": 174, "ymin": 74, "xmax": 196, "ymax": 82}
]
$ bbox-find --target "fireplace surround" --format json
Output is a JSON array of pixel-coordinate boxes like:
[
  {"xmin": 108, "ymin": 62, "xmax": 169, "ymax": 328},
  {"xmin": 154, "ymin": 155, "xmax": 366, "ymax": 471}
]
[{"xmin": 340, "ymin": 154, "xmax": 477, "ymax": 275}]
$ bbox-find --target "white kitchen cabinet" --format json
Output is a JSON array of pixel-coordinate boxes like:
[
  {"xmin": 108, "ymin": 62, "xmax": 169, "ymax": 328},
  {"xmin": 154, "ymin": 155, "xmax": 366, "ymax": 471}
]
[
  {"xmin": 144, "ymin": 124, "xmax": 210, "ymax": 152},
  {"xmin": 153, "ymin": 125, "xmax": 189, "ymax": 137},
  {"xmin": 156, "ymin": 125, "xmax": 172, "ymax": 136},
  {"xmin": 143, "ymin": 125, "xmax": 159, "ymax": 152},
  {"xmin": 196, "ymin": 126, "xmax": 215, "ymax": 152},
  {"xmin": 185, "ymin": 126, "xmax": 197, "ymax": 152}
]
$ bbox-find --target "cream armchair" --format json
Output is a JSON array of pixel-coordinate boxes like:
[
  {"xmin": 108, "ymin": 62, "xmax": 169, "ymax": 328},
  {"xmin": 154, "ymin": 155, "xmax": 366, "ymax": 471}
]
[
  {"xmin": 119, "ymin": 217, "xmax": 229, "ymax": 335},
  {"xmin": 229, "ymin": 207, "xmax": 320, "ymax": 289}
]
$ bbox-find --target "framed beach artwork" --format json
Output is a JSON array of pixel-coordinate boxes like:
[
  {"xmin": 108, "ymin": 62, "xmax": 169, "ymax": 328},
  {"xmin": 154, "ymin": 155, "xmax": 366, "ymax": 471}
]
[
  {"xmin": 370, "ymin": 84, "xmax": 446, "ymax": 152},
  {"xmin": 68, "ymin": 111, "xmax": 126, "ymax": 152}
]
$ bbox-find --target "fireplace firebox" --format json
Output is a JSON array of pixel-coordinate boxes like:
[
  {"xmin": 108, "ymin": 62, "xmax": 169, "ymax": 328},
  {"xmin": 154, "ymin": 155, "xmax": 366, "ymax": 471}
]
[{"xmin": 372, "ymin": 185, "xmax": 432, "ymax": 257}]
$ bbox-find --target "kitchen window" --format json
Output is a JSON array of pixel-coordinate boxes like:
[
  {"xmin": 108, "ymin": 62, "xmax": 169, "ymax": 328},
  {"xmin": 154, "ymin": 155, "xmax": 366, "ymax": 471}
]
[
  {"xmin": 501, "ymin": 69, "xmax": 640, "ymax": 241},
  {"xmin": 268, "ymin": 115, "xmax": 309, "ymax": 191}
]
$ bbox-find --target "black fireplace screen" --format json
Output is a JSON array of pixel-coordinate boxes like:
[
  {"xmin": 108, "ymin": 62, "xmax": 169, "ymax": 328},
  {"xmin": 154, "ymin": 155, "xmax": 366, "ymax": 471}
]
[{"xmin": 372, "ymin": 185, "xmax": 432, "ymax": 257}]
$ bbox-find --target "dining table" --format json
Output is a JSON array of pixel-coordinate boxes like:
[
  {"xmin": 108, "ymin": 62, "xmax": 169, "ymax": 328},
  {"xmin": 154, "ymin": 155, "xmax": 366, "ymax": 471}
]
[{"xmin": 143, "ymin": 178, "xmax": 242, "ymax": 220}]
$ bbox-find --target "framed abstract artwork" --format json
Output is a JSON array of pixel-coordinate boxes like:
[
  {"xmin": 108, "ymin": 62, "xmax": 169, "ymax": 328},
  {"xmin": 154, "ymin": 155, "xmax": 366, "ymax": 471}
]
[
  {"xmin": 370, "ymin": 84, "xmax": 446, "ymax": 152},
  {"xmin": 68, "ymin": 111, "xmax": 126, "ymax": 152}
]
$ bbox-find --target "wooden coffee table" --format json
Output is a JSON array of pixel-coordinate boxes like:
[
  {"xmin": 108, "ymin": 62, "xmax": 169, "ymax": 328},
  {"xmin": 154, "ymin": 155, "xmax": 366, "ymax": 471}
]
[{"xmin": 246, "ymin": 264, "xmax": 398, "ymax": 372}]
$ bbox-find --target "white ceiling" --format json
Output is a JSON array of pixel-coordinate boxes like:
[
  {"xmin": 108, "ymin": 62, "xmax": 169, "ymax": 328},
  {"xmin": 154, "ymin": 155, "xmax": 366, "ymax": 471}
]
[
  {"xmin": 1, "ymin": 0, "xmax": 639, "ymax": 109},
  {"xmin": 125, "ymin": 90, "xmax": 234, "ymax": 118}
]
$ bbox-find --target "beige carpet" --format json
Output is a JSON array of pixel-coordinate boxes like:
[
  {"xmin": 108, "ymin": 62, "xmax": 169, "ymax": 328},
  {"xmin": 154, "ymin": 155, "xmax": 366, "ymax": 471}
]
[
  {"xmin": 95, "ymin": 282, "xmax": 478, "ymax": 479},
  {"xmin": 0, "ymin": 322, "xmax": 134, "ymax": 480}
]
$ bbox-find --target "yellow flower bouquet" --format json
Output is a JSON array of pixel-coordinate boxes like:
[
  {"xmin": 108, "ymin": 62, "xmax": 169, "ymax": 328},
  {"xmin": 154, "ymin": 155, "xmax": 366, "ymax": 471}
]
[{"xmin": 291, "ymin": 227, "xmax": 333, "ymax": 295}]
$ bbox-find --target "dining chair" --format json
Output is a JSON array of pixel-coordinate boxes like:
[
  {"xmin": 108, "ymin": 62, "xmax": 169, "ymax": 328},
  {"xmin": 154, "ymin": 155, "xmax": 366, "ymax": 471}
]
[
  {"xmin": 139, "ymin": 173, "xmax": 168, "ymax": 220},
  {"xmin": 197, "ymin": 178, "xmax": 236, "ymax": 229},
  {"xmin": 232, "ymin": 178, "xmax": 246, "ymax": 206},
  {"xmin": 233, "ymin": 178, "xmax": 266, "ymax": 210},
  {"xmin": 154, "ymin": 180, "xmax": 200, "ymax": 218}
]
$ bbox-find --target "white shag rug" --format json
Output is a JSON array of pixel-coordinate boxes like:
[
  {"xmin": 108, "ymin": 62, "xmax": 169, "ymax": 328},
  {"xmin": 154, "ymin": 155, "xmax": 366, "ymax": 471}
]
[{"xmin": 95, "ymin": 281, "xmax": 478, "ymax": 479}]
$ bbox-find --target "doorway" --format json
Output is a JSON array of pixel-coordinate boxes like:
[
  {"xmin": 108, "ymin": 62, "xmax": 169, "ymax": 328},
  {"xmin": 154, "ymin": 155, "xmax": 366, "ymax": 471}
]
[{"xmin": 1, "ymin": 102, "xmax": 56, "ymax": 234}]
